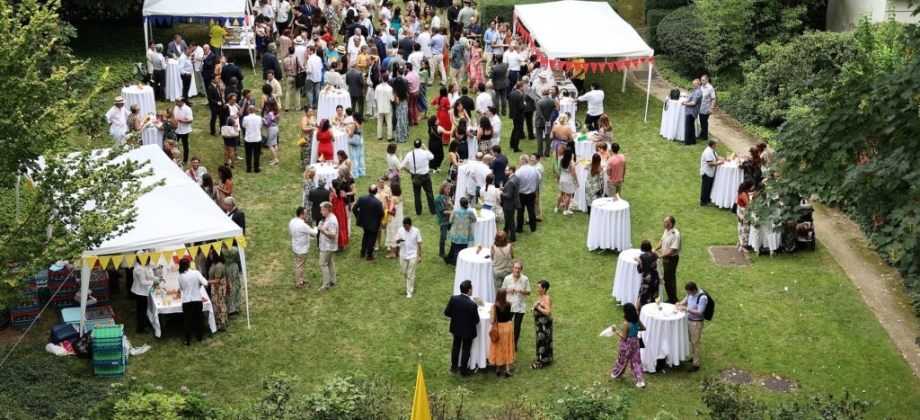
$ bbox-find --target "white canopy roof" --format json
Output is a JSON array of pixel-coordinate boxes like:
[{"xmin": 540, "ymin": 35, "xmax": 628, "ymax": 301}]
[
  {"xmin": 81, "ymin": 145, "xmax": 242, "ymax": 256},
  {"xmin": 514, "ymin": 1, "xmax": 654, "ymax": 59},
  {"xmin": 142, "ymin": 0, "xmax": 249, "ymax": 18}
]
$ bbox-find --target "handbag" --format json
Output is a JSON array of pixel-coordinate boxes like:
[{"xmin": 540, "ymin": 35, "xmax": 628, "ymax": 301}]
[
  {"xmin": 411, "ymin": 151, "xmax": 425, "ymax": 186},
  {"xmin": 669, "ymin": 89, "xmax": 680, "ymax": 100},
  {"xmin": 295, "ymin": 57, "xmax": 306, "ymax": 88},
  {"xmin": 639, "ymin": 337, "xmax": 646, "ymax": 348},
  {"xmin": 220, "ymin": 117, "xmax": 239, "ymax": 138},
  {"xmin": 489, "ymin": 325, "xmax": 499, "ymax": 343}
]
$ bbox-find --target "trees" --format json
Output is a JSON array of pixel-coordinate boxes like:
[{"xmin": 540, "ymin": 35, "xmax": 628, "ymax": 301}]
[
  {"xmin": 0, "ymin": 1, "xmax": 153, "ymax": 307},
  {"xmin": 655, "ymin": 6, "xmax": 708, "ymax": 77}
]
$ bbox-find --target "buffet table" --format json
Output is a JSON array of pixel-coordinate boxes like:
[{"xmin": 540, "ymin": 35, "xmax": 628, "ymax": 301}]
[
  {"xmin": 220, "ymin": 25, "xmax": 258, "ymax": 74},
  {"xmin": 147, "ymin": 286, "xmax": 216, "ymax": 338},
  {"xmin": 638, "ymin": 303, "xmax": 690, "ymax": 373}
]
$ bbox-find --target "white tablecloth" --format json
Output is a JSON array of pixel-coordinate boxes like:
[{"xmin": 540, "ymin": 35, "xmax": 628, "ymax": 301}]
[
  {"xmin": 710, "ymin": 161, "xmax": 744, "ymax": 209},
  {"xmin": 317, "ymin": 90, "xmax": 352, "ymax": 122},
  {"xmin": 311, "ymin": 128, "xmax": 349, "ymax": 164},
  {"xmin": 612, "ymin": 248, "xmax": 642, "ymax": 304},
  {"xmin": 147, "ymin": 286, "xmax": 217, "ymax": 338},
  {"xmin": 749, "ymin": 223, "xmax": 782, "ymax": 252},
  {"xmin": 453, "ymin": 247, "xmax": 496, "ymax": 302},
  {"xmin": 638, "ymin": 303, "xmax": 690, "ymax": 373},
  {"xmin": 574, "ymin": 140, "xmax": 596, "ymax": 160},
  {"xmin": 469, "ymin": 209, "xmax": 497, "ymax": 248},
  {"xmin": 659, "ymin": 98, "xmax": 687, "ymax": 142},
  {"xmin": 586, "ymin": 198, "xmax": 632, "ymax": 251},
  {"xmin": 559, "ymin": 98, "xmax": 577, "ymax": 120},
  {"xmin": 165, "ymin": 59, "xmax": 198, "ymax": 101},
  {"xmin": 310, "ymin": 162, "xmax": 340, "ymax": 187},
  {"xmin": 121, "ymin": 86, "xmax": 162, "ymax": 146},
  {"xmin": 468, "ymin": 302, "xmax": 494, "ymax": 370},
  {"xmin": 454, "ymin": 164, "xmax": 473, "ymax": 205},
  {"xmin": 575, "ymin": 160, "xmax": 608, "ymax": 213}
]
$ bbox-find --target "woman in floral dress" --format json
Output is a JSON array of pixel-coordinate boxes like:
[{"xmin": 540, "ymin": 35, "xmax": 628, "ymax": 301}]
[
  {"xmin": 444, "ymin": 197, "xmax": 477, "ymax": 265},
  {"xmin": 207, "ymin": 251, "xmax": 229, "ymax": 331},
  {"xmin": 302, "ymin": 167, "xmax": 317, "ymax": 223},
  {"xmin": 224, "ymin": 247, "xmax": 242, "ymax": 315},
  {"xmin": 468, "ymin": 39, "xmax": 484, "ymax": 90},
  {"xmin": 586, "ymin": 153, "xmax": 605, "ymax": 215},
  {"xmin": 531, "ymin": 280, "xmax": 553, "ymax": 369}
]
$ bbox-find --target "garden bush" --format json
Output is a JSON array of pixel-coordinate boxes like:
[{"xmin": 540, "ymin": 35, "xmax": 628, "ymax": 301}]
[
  {"xmin": 643, "ymin": 0, "xmax": 687, "ymax": 16},
  {"xmin": 655, "ymin": 6, "xmax": 707, "ymax": 78},
  {"xmin": 645, "ymin": 8, "xmax": 673, "ymax": 49},
  {"xmin": 701, "ymin": 380, "xmax": 875, "ymax": 419},
  {"xmin": 720, "ymin": 30, "xmax": 856, "ymax": 128},
  {"xmin": 86, "ymin": 378, "xmax": 221, "ymax": 420},
  {"xmin": 479, "ymin": 0, "xmax": 617, "ymax": 28}
]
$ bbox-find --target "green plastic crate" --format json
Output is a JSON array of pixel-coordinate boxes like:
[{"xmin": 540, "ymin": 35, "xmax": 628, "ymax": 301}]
[{"xmin": 94, "ymin": 365, "xmax": 126, "ymax": 378}]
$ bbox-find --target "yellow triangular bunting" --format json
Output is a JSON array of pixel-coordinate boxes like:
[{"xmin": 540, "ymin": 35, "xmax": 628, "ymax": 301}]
[
  {"xmin": 223, "ymin": 238, "xmax": 234, "ymax": 249},
  {"xmin": 98, "ymin": 256, "xmax": 112, "ymax": 269},
  {"xmin": 213, "ymin": 244, "xmax": 223, "ymax": 255},
  {"xmin": 150, "ymin": 251, "xmax": 163, "ymax": 265},
  {"xmin": 111, "ymin": 255, "xmax": 124, "ymax": 268},
  {"xmin": 236, "ymin": 235, "xmax": 247, "ymax": 248},
  {"xmin": 200, "ymin": 243, "xmax": 212, "ymax": 257},
  {"xmin": 188, "ymin": 246, "xmax": 200, "ymax": 259},
  {"xmin": 162, "ymin": 249, "xmax": 175, "ymax": 262},
  {"xmin": 138, "ymin": 253, "xmax": 150, "ymax": 266},
  {"xmin": 125, "ymin": 254, "xmax": 137, "ymax": 267},
  {"xmin": 84, "ymin": 256, "xmax": 98, "ymax": 268}
]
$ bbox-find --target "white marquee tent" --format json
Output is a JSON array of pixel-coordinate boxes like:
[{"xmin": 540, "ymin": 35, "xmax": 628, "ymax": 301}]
[
  {"xmin": 70, "ymin": 145, "xmax": 251, "ymax": 334},
  {"xmin": 513, "ymin": 1, "xmax": 656, "ymax": 121}
]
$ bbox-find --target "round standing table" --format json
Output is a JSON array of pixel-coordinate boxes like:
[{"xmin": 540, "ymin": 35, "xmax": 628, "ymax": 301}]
[
  {"xmin": 559, "ymin": 97, "xmax": 577, "ymax": 120},
  {"xmin": 659, "ymin": 98, "xmax": 688, "ymax": 142},
  {"xmin": 638, "ymin": 303, "xmax": 690, "ymax": 373},
  {"xmin": 611, "ymin": 248, "xmax": 642, "ymax": 304},
  {"xmin": 574, "ymin": 139, "xmax": 596, "ymax": 160},
  {"xmin": 710, "ymin": 161, "xmax": 744, "ymax": 209},
  {"xmin": 453, "ymin": 247, "xmax": 496, "ymax": 303},
  {"xmin": 121, "ymin": 85, "xmax": 162, "ymax": 146},
  {"xmin": 309, "ymin": 162, "xmax": 340, "ymax": 187},
  {"xmin": 311, "ymin": 128, "xmax": 350, "ymax": 164},
  {"xmin": 454, "ymin": 164, "xmax": 472, "ymax": 205},
  {"xmin": 574, "ymin": 159, "xmax": 608, "ymax": 213},
  {"xmin": 469, "ymin": 209, "xmax": 497, "ymax": 248},
  {"xmin": 586, "ymin": 198, "xmax": 632, "ymax": 251},
  {"xmin": 165, "ymin": 59, "xmax": 198, "ymax": 101},
  {"xmin": 467, "ymin": 302, "xmax": 494, "ymax": 370},
  {"xmin": 317, "ymin": 89, "xmax": 352, "ymax": 122}
]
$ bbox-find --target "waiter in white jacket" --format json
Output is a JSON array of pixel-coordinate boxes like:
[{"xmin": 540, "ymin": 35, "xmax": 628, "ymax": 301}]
[{"xmin": 131, "ymin": 261, "xmax": 157, "ymax": 334}]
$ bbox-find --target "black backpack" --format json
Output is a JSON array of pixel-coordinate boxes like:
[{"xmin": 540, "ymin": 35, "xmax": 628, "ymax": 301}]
[{"xmin": 698, "ymin": 291, "xmax": 715, "ymax": 321}]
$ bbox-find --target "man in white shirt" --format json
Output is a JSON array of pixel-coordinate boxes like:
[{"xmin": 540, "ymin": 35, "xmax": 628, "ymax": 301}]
[
  {"xmin": 146, "ymin": 42, "xmax": 167, "ymax": 100},
  {"xmin": 416, "ymin": 26, "xmax": 432, "ymax": 61},
  {"xmin": 395, "ymin": 217, "xmax": 423, "ymax": 298},
  {"xmin": 317, "ymin": 201, "xmax": 339, "ymax": 291},
  {"xmin": 105, "ymin": 96, "xmax": 129, "ymax": 144},
  {"xmin": 289, "ymin": 206, "xmax": 319, "ymax": 290},
  {"xmin": 401, "ymin": 139, "xmax": 436, "ymax": 215},
  {"xmin": 699, "ymin": 139, "xmax": 724, "ymax": 206},
  {"xmin": 177, "ymin": 48, "xmax": 195, "ymax": 106},
  {"xmin": 577, "ymin": 82, "xmax": 605, "ymax": 131},
  {"xmin": 431, "ymin": 14, "xmax": 441, "ymax": 30},
  {"xmin": 466, "ymin": 152, "xmax": 491, "ymax": 204},
  {"xmin": 408, "ymin": 43, "xmax": 425, "ymax": 73},
  {"xmin": 173, "ymin": 97, "xmax": 194, "ymax": 164},
  {"xmin": 487, "ymin": 106, "xmax": 502, "ymax": 146},
  {"xmin": 192, "ymin": 42, "xmax": 205, "ymax": 92},
  {"xmin": 503, "ymin": 46, "xmax": 523, "ymax": 92},
  {"xmin": 306, "ymin": 46, "xmax": 324, "ymax": 108},
  {"xmin": 277, "ymin": 0, "xmax": 292, "ymax": 34},
  {"xmin": 347, "ymin": 28, "xmax": 367, "ymax": 68},
  {"xmin": 374, "ymin": 74, "xmax": 394, "ymax": 141},
  {"xmin": 241, "ymin": 105, "xmax": 264, "ymax": 173},
  {"xmin": 475, "ymin": 82, "xmax": 492, "ymax": 118}
]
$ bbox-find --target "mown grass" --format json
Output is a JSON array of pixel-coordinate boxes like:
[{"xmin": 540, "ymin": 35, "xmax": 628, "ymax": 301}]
[{"xmin": 2, "ymin": 22, "xmax": 919, "ymax": 419}]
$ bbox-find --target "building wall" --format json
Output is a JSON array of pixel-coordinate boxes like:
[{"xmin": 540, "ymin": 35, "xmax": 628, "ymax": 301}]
[{"xmin": 827, "ymin": 0, "xmax": 919, "ymax": 31}]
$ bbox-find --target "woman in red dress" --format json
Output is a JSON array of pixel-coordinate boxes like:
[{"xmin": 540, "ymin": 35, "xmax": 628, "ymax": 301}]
[
  {"xmin": 316, "ymin": 119, "xmax": 335, "ymax": 161},
  {"xmin": 330, "ymin": 178, "xmax": 350, "ymax": 250},
  {"xmin": 431, "ymin": 86, "xmax": 452, "ymax": 144}
]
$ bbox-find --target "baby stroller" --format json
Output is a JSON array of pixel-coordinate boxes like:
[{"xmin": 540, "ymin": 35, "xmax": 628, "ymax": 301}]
[{"xmin": 782, "ymin": 200, "xmax": 816, "ymax": 252}]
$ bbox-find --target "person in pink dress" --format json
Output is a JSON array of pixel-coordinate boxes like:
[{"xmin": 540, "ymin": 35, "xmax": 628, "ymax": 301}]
[{"xmin": 468, "ymin": 40, "xmax": 484, "ymax": 90}]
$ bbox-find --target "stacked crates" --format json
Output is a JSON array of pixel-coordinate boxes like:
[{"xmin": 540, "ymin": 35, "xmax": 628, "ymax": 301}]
[
  {"xmin": 9, "ymin": 295, "xmax": 40, "ymax": 328},
  {"xmin": 92, "ymin": 325, "xmax": 126, "ymax": 377}
]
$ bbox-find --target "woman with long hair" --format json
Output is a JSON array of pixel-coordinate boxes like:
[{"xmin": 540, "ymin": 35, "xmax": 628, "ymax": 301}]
[
  {"xmin": 347, "ymin": 114, "xmax": 366, "ymax": 177},
  {"xmin": 215, "ymin": 166, "xmax": 234, "ymax": 205},
  {"xmin": 300, "ymin": 107, "xmax": 318, "ymax": 168},
  {"xmin": 207, "ymin": 251, "xmax": 229, "ymax": 331},
  {"xmin": 177, "ymin": 258, "xmax": 208, "ymax": 346},
  {"xmin": 385, "ymin": 183, "xmax": 405, "ymax": 259},
  {"xmin": 477, "ymin": 116, "xmax": 493, "ymax": 154},
  {"xmin": 490, "ymin": 231, "xmax": 514, "ymax": 289},
  {"xmin": 263, "ymin": 100, "xmax": 281, "ymax": 165},
  {"xmin": 201, "ymin": 173, "xmax": 218, "ymax": 204},
  {"xmin": 490, "ymin": 288, "xmax": 517, "ymax": 377},
  {"xmin": 610, "ymin": 303, "xmax": 646, "ymax": 388},
  {"xmin": 468, "ymin": 39, "xmax": 484, "ymax": 89},
  {"xmin": 260, "ymin": 82, "xmax": 276, "ymax": 114},
  {"xmin": 736, "ymin": 180, "xmax": 754, "ymax": 252},
  {"xmin": 302, "ymin": 166, "xmax": 317, "ymax": 223},
  {"xmin": 636, "ymin": 240, "xmax": 660, "ymax": 311},
  {"xmin": 336, "ymin": 150, "xmax": 352, "ymax": 177},
  {"xmin": 447, "ymin": 140, "xmax": 462, "ymax": 183},
  {"xmin": 450, "ymin": 98, "xmax": 468, "ymax": 128},
  {"xmin": 435, "ymin": 182, "xmax": 454, "ymax": 257},
  {"xmin": 386, "ymin": 143, "xmax": 403, "ymax": 184},
  {"xmin": 316, "ymin": 119, "xmax": 335, "ymax": 161},
  {"xmin": 222, "ymin": 95, "xmax": 241, "ymax": 167},
  {"xmin": 447, "ymin": 81, "xmax": 460, "ymax": 105},
  {"xmin": 551, "ymin": 113, "xmax": 575, "ymax": 160},
  {"xmin": 432, "ymin": 86, "xmax": 452, "ymax": 144},
  {"xmin": 452, "ymin": 118, "xmax": 471, "ymax": 161},
  {"xmin": 555, "ymin": 147, "xmax": 577, "ymax": 215},
  {"xmin": 329, "ymin": 178, "xmax": 350, "ymax": 250},
  {"xmin": 590, "ymin": 113, "xmax": 614, "ymax": 143},
  {"xmin": 586, "ymin": 153, "xmax": 605, "ymax": 215},
  {"xmin": 428, "ymin": 115, "xmax": 449, "ymax": 171},
  {"xmin": 530, "ymin": 280, "xmax": 553, "ymax": 369}
]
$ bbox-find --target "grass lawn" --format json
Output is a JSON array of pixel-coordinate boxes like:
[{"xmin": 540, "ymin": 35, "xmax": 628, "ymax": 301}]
[{"xmin": 3, "ymin": 22, "xmax": 920, "ymax": 419}]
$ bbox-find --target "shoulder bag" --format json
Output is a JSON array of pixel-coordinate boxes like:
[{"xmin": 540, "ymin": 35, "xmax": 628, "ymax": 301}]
[
  {"xmin": 295, "ymin": 57, "xmax": 306, "ymax": 88},
  {"xmin": 221, "ymin": 117, "xmax": 239, "ymax": 138},
  {"xmin": 411, "ymin": 151, "xmax": 425, "ymax": 186}
]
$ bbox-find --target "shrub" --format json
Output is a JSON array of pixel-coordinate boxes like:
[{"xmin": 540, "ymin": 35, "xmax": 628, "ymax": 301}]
[
  {"xmin": 87, "ymin": 378, "xmax": 221, "ymax": 420},
  {"xmin": 479, "ymin": 0, "xmax": 618, "ymax": 28},
  {"xmin": 720, "ymin": 30, "xmax": 855, "ymax": 128},
  {"xmin": 303, "ymin": 375, "xmax": 398, "ymax": 420},
  {"xmin": 701, "ymin": 380, "xmax": 875, "ymax": 419},
  {"xmin": 656, "ymin": 5, "xmax": 707, "ymax": 78},
  {"xmin": 643, "ymin": 0, "xmax": 687, "ymax": 16},
  {"xmin": 554, "ymin": 382, "xmax": 631, "ymax": 420},
  {"xmin": 645, "ymin": 9, "xmax": 673, "ymax": 49}
]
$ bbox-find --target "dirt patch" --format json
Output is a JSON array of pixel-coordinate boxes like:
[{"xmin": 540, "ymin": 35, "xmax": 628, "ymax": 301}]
[
  {"xmin": 761, "ymin": 375, "xmax": 797, "ymax": 392},
  {"xmin": 0, "ymin": 328, "xmax": 26, "ymax": 346},
  {"xmin": 719, "ymin": 368, "xmax": 753, "ymax": 385},
  {"xmin": 631, "ymin": 70, "xmax": 920, "ymax": 380},
  {"xmin": 708, "ymin": 246, "xmax": 749, "ymax": 266}
]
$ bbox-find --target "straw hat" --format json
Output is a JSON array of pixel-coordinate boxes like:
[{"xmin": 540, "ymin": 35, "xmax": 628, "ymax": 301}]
[
  {"xmin": 294, "ymin": 36, "xmax": 305, "ymax": 45},
  {"xmin": 114, "ymin": 96, "xmax": 125, "ymax": 104}
]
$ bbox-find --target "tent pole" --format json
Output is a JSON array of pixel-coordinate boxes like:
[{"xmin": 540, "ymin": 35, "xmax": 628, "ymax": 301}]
[
  {"xmin": 79, "ymin": 255, "xmax": 90, "ymax": 336},
  {"xmin": 622, "ymin": 60, "xmax": 628, "ymax": 93},
  {"xmin": 239, "ymin": 246, "xmax": 251, "ymax": 329},
  {"xmin": 144, "ymin": 17, "xmax": 149, "ymax": 50},
  {"xmin": 644, "ymin": 61, "xmax": 653, "ymax": 122}
]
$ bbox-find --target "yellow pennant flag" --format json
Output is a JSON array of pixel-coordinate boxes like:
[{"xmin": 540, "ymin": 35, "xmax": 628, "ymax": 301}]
[
  {"xmin": 138, "ymin": 253, "xmax": 150, "ymax": 266},
  {"xmin": 150, "ymin": 251, "xmax": 163, "ymax": 266},
  {"xmin": 84, "ymin": 256, "xmax": 99, "ymax": 268},
  {"xmin": 98, "ymin": 256, "xmax": 112, "ymax": 270},
  {"xmin": 213, "ymin": 244, "xmax": 223, "ymax": 256},
  {"xmin": 235, "ymin": 235, "xmax": 247, "ymax": 249},
  {"xmin": 111, "ymin": 255, "xmax": 124, "ymax": 268},
  {"xmin": 125, "ymin": 254, "xmax": 137, "ymax": 267},
  {"xmin": 200, "ymin": 243, "xmax": 213, "ymax": 257},
  {"xmin": 187, "ymin": 245, "xmax": 200, "ymax": 259},
  {"xmin": 410, "ymin": 362, "xmax": 432, "ymax": 420},
  {"xmin": 223, "ymin": 238, "xmax": 234, "ymax": 249}
]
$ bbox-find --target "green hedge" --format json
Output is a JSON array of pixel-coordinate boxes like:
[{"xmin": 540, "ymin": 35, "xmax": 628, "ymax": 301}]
[
  {"xmin": 656, "ymin": 5, "xmax": 707, "ymax": 77},
  {"xmin": 643, "ymin": 0, "xmax": 688, "ymax": 16},
  {"xmin": 480, "ymin": 0, "xmax": 618, "ymax": 28},
  {"xmin": 645, "ymin": 8, "xmax": 672, "ymax": 49}
]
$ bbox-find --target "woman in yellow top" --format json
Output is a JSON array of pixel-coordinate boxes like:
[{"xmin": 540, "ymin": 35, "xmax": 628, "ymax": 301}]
[
  {"xmin": 571, "ymin": 57, "xmax": 586, "ymax": 95},
  {"xmin": 209, "ymin": 23, "xmax": 228, "ymax": 56}
]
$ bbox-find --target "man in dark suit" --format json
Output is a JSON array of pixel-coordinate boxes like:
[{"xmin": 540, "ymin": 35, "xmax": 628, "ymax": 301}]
[
  {"xmin": 501, "ymin": 165, "xmax": 521, "ymax": 242},
  {"xmin": 308, "ymin": 178, "xmax": 331, "ymax": 223},
  {"xmin": 508, "ymin": 81, "xmax": 526, "ymax": 153},
  {"xmin": 224, "ymin": 77, "xmax": 241, "ymax": 103},
  {"xmin": 221, "ymin": 56, "xmax": 244, "ymax": 90},
  {"xmin": 534, "ymin": 88, "xmax": 556, "ymax": 157},
  {"xmin": 444, "ymin": 279, "xmax": 480, "ymax": 376},
  {"xmin": 352, "ymin": 185, "xmax": 385, "ymax": 260},
  {"xmin": 262, "ymin": 44, "xmax": 283, "ymax": 82},
  {"xmin": 200, "ymin": 44, "xmax": 217, "ymax": 89},
  {"xmin": 490, "ymin": 56, "xmax": 509, "ymax": 116},
  {"xmin": 345, "ymin": 66, "xmax": 366, "ymax": 116},
  {"xmin": 206, "ymin": 75, "xmax": 223, "ymax": 136},
  {"xmin": 458, "ymin": 87, "xmax": 475, "ymax": 117},
  {"xmin": 223, "ymin": 197, "xmax": 246, "ymax": 235},
  {"xmin": 490, "ymin": 145, "xmax": 508, "ymax": 187}
]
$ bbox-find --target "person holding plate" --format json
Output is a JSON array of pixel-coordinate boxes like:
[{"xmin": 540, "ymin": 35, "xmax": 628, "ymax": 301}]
[{"xmin": 610, "ymin": 303, "xmax": 646, "ymax": 388}]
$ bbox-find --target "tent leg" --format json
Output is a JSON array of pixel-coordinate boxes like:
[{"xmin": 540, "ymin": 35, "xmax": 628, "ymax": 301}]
[
  {"xmin": 250, "ymin": 48, "xmax": 257, "ymax": 75},
  {"xmin": 144, "ymin": 18, "xmax": 149, "ymax": 50},
  {"xmin": 644, "ymin": 62, "xmax": 653, "ymax": 123},
  {"xmin": 622, "ymin": 64, "xmax": 628, "ymax": 93},
  {"xmin": 79, "ymin": 258, "xmax": 90, "ymax": 336},
  {"xmin": 239, "ymin": 246, "xmax": 251, "ymax": 329}
]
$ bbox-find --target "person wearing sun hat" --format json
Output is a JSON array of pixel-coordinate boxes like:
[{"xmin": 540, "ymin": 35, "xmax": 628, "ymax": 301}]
[{"xmin": 105, "ymin": 96, "xmax": 130, "ymax": 145}]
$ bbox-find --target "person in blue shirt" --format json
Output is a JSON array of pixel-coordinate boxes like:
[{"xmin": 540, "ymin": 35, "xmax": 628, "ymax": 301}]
[
  {"xmin": 482, "ymin": 21, "xmax": 497, "ymax": 74},
  {"xmin": 677, "ymin": 281, "xmax": 708, "ymax": 372},
  {"xmin": 680, "ymin": 79, "xmax": 703, "ymax": 146}
]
